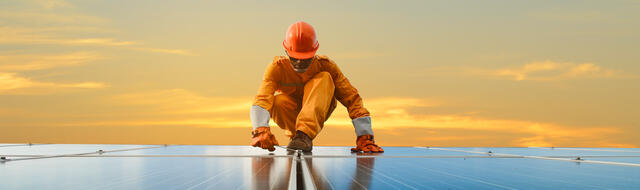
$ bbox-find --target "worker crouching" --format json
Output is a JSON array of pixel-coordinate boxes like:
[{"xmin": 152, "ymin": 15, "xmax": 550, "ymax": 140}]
[{"xmin": 250, "ymin": 21, "xmax": 383, "ymax": 153}]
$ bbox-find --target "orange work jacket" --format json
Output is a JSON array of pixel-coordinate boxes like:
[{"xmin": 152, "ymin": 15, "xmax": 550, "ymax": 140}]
[{"xmin": 253, "ymin": 55, "xmax": 370, "ymax": 119}]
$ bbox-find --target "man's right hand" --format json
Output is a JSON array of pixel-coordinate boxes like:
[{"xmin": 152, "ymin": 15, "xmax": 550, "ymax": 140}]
[{"xmin": 251, "ymin": 127, "xmax": 279, "ymax": 152}]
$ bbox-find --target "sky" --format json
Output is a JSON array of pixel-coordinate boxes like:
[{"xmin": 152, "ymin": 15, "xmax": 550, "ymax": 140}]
[{"xmin": 1, "ymin": 0, "xmax": 639, "ymax": 147}]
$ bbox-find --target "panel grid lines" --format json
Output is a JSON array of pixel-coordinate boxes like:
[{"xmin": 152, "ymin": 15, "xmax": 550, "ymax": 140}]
[{"xmin": 1, "ymin": 144, "xmax": 639, "ymax": 189}]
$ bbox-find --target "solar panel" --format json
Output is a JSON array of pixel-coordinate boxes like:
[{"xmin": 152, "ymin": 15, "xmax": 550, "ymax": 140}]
[{"xmin": 1, "ymin": 144, "xmax": 639, "ymax": 189}]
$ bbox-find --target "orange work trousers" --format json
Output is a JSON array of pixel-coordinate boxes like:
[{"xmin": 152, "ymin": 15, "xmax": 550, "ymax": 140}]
[{"xmin": 270, "ymin": 72, "xmax": 337, "ymax": 139}]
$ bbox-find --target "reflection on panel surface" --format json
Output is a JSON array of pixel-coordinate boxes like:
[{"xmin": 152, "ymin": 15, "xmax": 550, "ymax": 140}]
[
  {"xmin": 306, "ymin": 157, "xmax": 640, "ymax": 189},
  {"xmin": 102, "ymin": 145, "xmax": 291, "ymax": 156},
  {"xmin": 0, "ymin": 157, "xmax": 292, "ymax": 189},
  {"xmin": 1, "ymin": 144, "xmax": 639, "ymax": 189},
  {"xmin": 308, "ymin": 146, "xmax": 476, "ymax": 156}
]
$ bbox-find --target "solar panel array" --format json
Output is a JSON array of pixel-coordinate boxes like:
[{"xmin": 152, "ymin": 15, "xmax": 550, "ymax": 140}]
[{"xmin": 1, "ymin": 144, "xmax": 639, "ymax": 189}]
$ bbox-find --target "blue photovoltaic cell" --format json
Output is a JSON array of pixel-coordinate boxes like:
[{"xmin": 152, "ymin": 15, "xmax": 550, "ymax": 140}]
[
  {"xmin": 0, "ymin": 156, "xmax": 292, "ymax": 189},
  {"xmin": 307, "ymin": 157, "xmax": 640, "ymax": 189},
  {"xmin": 0, "ymin": 144, "xmax": 154, "ymax": 156},
  {"xmin": 1, "ymin": 144, "xmax": 639, "ymax": 190}
]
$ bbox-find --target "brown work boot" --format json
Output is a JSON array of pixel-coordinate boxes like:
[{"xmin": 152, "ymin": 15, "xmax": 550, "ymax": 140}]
[{"xmin": 287, "ymin": 131, "xmax": 313, "ymax": 152}]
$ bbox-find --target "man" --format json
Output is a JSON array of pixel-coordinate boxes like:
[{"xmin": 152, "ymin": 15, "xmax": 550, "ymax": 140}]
[{"xmin": 250, "ymin": 21, "xmax": 383, "ymax": 153}]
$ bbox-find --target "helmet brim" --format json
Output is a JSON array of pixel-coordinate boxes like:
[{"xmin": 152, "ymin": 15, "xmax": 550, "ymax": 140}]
[
  {"xmin": 283, "ymin": 41, "xmax": 318, "ymax": 59},
  {"xmin": 285, "ymin": 49, "xmax": 317, "ymax": 59}
]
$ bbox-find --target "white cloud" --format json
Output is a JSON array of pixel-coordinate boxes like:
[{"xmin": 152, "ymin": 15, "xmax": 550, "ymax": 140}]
[{"xmin": 474, "ymin": 61, "xmax": 632, "ymax": 81}]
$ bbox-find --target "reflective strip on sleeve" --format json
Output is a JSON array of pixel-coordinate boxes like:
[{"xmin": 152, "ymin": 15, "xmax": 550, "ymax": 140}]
[
  {"xmin": 250, "ymin": 105, "xmax": 270, "ymax": 130},
  {"xmin": 352, "ymin": 116, "xmax": 373, "ymax": 136}
]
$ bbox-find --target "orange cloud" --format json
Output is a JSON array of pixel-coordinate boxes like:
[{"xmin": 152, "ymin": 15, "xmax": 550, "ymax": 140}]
[
  {"xmin": 0, "ymin": 27, "xmax": 194, "ymax": 56},
  {"xmin": 0, "ymin": 52, "xmax": 101, "ymax": 71},
  {"xmin": 109, "ymin": 89, "xmax": 251, "ymax": 115},
  {"xmin": 0, "ymin": 27, "xmax": 134, "ymax": 46},
  {"xmin": 48, "ymin": 92, "xmax": 629, "ymax": 147},
  {"xmin": 0, "ymin": 51, "xmax": 106, "ymax": 94},
  {"xmin": 131, "ymin": 47, "xmax": 197, "ymax": 56},
  {"xmin": 0, "ymin": 72, "xmax": 105, "ymax": 94},
  {"xmin": 52, "ymin": 118, "xmax": 249, "ymax": 128},
  {"xmin": 3, "ymin": 88, "xmax": 634, "ymax": 147},
  {"xmin": 0, "ymin": 72, "xmax": 34, "ymax": 90},
  {"xmin": 0, "ymin": 11, "xmax": 106, "ymax": 24},
  {"xmin": 28, "ymin": 0, "xmax": 73, "ymax": 9},
  {"xmin": 326, "ymin": 97, "xmax": 625, "ymax": 147},
  {"xmin": 63, "ymin": 38, "xmax": 135, "ymax": 46}
]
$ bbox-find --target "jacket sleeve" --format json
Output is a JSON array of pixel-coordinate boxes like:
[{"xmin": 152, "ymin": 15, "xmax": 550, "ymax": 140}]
[
  {"xmin": 324, "ymin": 58, "xmax": 374, "ymax": 136},
  {"xmin": 251, "ymin": 58, "xmax": 281, "ymax": 129}
]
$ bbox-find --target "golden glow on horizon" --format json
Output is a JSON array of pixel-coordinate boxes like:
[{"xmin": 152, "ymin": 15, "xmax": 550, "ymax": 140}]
[{"xmin": 1, "ymin": 0, "xmax": 639, "ymax": 147}]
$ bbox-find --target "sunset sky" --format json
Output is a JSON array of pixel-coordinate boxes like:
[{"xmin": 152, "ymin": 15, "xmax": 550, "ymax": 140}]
[{"xmin": 1, "ymin": 0, "xmax": 639, "ymax": 147}]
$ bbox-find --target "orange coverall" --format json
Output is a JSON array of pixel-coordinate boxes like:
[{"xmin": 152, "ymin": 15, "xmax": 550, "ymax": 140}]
[{"xmin": 252, "ymin": 55, "xmax": 371, "ymax": 139}]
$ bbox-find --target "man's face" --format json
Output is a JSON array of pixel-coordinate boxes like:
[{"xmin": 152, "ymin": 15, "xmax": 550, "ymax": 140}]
[{"xmin": 286, "ymin": 51, "xmax": 313, "ymax": 73}]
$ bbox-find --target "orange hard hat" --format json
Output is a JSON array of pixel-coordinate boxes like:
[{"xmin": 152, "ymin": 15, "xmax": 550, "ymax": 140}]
[{"xmin": 283, "ymin": 21, "xmax": 319, "ymax": 59}]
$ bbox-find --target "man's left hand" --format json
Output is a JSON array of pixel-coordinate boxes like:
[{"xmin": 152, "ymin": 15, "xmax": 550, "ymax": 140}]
[{"xmin": 351, "ymin": 135, "xmax": 384, "ymax": 153}]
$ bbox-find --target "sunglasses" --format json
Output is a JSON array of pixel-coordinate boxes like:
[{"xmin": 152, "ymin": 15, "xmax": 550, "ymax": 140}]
[
  {"xmin": 285, "ymin": 50, "xmax": 313, "ymax": 63},
  {"xmin": 289, "ymin": 57, "xmax": 313, "ymax": 63}
]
